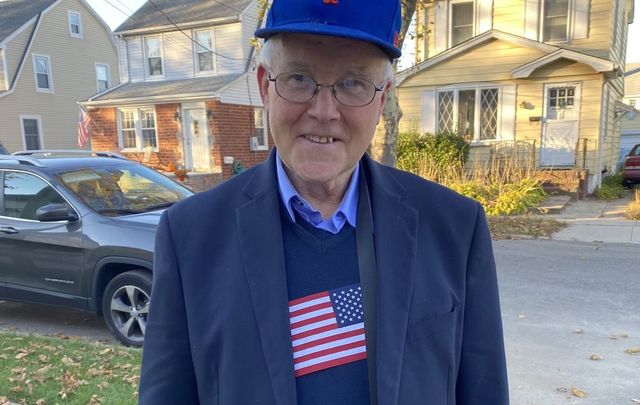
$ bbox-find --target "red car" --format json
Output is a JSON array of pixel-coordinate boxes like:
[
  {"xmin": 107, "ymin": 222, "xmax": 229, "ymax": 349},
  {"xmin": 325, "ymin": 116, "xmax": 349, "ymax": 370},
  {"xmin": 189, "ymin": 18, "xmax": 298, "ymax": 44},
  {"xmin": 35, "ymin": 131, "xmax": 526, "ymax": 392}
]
[{"xmin": 622, "ymin": 144, "xmax": 640, "ymax": 187}]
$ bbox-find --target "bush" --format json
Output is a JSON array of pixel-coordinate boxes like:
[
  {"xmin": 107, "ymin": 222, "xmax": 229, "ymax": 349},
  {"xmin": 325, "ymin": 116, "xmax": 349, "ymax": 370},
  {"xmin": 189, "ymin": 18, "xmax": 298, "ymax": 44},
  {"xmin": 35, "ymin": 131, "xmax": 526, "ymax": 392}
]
[
  {"xmin": 625, "ymin": 189, "xmax": 640, "ymax": 220},
  {"xmin": 397, "ymin": 132, "xmax": 469, "ymax": 183},
  {"xmin": 594, "ymin": 174, "xmax": 625, "ymax": 200}
]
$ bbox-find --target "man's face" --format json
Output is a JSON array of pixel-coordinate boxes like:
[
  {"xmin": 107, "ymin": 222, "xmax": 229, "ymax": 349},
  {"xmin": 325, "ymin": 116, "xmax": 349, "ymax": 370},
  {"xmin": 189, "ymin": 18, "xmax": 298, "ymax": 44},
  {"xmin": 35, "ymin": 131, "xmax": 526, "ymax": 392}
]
[{"xmin": 257, "ymin": 34, "xmax": 389, "ymax": 188}]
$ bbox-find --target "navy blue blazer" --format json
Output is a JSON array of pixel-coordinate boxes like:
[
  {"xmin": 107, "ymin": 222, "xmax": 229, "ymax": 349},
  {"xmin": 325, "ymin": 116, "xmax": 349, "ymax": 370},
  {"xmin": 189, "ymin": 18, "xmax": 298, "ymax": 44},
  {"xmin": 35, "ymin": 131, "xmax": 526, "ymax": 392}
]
[{"xmin": 139, "ymin": 151, "xmax": 509, "ymax": 404}]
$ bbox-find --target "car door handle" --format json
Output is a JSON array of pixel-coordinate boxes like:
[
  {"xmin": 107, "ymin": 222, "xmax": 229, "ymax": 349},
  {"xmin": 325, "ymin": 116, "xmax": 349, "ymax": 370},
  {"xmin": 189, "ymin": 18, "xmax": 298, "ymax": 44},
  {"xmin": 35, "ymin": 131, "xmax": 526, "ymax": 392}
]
[{"xmin": 0, "ymin": 226, "xmax": 19, "ymax": 235}]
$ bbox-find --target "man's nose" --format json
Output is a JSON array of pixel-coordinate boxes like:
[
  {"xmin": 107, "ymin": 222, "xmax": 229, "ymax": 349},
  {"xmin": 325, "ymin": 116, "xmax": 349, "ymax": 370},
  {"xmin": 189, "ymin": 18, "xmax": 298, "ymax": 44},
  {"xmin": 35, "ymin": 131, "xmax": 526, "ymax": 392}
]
[{"xmin": 306, "ymin": 85, "xmax": 341, "ymax": 122}]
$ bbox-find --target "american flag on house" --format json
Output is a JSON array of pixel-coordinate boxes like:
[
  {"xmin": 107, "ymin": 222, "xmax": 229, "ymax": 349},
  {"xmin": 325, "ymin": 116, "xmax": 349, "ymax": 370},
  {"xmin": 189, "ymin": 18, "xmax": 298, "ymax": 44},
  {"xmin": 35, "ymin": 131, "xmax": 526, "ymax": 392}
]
[
  {"xmin": 77, "ymin": 108, "xmax": 90, "ymax": 148},
  {"xmin": 288, "ymin": 283, "xmax": 367, "ymax": 377}
]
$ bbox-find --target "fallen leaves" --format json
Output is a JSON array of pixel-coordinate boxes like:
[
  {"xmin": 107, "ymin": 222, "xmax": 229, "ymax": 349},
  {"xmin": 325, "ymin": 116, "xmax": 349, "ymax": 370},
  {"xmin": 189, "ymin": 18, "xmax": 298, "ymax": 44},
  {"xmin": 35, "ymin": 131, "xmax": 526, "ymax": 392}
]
[
  {"xmin": 571, "ymin": 387, "xmax": 587, "ymax": 398},
  {"xmin": 624, "ymin": 347, "xmax": 640, "ymax": 355},
  {"xmin": 589, "ymin": 354, "xmax": 604, "ymax": 361}
]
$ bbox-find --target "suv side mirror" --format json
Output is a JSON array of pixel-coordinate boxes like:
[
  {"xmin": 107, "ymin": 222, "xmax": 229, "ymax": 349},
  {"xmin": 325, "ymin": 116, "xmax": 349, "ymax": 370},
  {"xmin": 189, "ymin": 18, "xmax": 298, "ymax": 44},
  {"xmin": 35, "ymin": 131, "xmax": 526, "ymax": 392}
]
[{"xmin": 36, "ymin": 203, "xmax": 79, "ymax": 222}]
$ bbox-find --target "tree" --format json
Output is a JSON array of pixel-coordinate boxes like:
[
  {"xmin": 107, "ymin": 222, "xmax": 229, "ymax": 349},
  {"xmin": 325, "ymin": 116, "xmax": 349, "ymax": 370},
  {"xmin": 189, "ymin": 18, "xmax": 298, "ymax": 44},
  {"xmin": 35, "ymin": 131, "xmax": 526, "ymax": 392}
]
[{"xmin": 370, "ymin": 0, "xmax": 431, "ymax": 167}]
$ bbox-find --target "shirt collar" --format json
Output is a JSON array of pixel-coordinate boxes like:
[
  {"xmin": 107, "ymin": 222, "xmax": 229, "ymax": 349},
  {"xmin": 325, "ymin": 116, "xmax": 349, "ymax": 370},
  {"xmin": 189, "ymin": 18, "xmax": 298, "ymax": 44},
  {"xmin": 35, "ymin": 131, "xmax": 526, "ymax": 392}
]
[{"xmin": 276, "ymin": 152, "xmax": 359, "ymax": 232}]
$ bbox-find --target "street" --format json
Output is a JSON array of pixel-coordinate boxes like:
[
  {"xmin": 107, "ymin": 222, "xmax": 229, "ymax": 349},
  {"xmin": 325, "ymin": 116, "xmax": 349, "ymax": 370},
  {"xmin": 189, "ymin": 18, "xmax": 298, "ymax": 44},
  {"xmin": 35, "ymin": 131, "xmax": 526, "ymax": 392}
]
[
  {"xmin": 496, "ymin": 239, "xmax": 640, "ymax": 405},
  {"xmin": 1, "ymin": 239, "xmax": 639, "ymax": 404}
]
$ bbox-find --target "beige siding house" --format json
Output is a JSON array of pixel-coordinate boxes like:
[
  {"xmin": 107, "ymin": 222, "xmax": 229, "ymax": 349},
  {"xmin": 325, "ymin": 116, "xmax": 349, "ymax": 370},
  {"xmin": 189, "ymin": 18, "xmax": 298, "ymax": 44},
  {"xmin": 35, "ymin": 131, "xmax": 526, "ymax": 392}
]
[
  {"xmin": 398, "ymin": 0, "xmax": 634, "ymax": 192},
  {"xmin": 620, "ymin": 62, "xmax": 640, "ymax": 163},
  {"xmin": 81, "ymin": 0, "xmax": 270, "ymax": 188},
  {"xmin": 0, "ymin": 0, "xmax": 119, "ymax": 152}
]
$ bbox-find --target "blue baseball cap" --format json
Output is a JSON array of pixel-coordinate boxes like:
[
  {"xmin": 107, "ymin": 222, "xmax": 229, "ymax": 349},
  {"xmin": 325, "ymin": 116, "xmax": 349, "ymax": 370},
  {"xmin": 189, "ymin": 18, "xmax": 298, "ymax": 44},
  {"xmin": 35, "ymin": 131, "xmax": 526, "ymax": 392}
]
[{"xmin": 255, "ymin": 0, "xmax": 402, "ymax": 59}]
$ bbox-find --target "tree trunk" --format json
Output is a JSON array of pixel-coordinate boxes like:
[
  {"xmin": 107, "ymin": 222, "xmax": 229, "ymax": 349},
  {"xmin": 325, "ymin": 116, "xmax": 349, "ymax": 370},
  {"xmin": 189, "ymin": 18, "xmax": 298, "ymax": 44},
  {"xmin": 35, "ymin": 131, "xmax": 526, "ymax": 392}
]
[{"xmin": 370, "ymin": 80, "xmax": 402, "ymax": 166}]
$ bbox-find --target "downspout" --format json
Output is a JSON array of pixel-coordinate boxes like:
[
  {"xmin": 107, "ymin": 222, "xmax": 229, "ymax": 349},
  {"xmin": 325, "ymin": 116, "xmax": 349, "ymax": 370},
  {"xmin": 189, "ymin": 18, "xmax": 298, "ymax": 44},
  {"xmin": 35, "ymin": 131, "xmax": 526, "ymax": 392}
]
[{"xmin": 595, "ymin": 67, "xmax": 619, "ymax": 190}]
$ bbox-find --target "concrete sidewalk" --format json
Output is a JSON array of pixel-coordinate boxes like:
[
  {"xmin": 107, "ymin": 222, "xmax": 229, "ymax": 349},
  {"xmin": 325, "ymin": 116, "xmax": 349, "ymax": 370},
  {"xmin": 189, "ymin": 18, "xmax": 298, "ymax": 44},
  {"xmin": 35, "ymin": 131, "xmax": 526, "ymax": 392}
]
[{"xmin": 541, "ymin": 191, "xmax": 640, "ymax": 244}]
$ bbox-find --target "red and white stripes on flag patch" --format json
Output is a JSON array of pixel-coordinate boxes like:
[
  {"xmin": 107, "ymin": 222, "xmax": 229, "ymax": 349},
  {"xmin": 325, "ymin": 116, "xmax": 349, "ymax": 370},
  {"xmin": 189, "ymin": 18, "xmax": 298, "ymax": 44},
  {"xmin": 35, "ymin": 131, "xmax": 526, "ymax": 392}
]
[{"xmin": 289, "ymin": 284, "xmax": 367, "ymax": 377}]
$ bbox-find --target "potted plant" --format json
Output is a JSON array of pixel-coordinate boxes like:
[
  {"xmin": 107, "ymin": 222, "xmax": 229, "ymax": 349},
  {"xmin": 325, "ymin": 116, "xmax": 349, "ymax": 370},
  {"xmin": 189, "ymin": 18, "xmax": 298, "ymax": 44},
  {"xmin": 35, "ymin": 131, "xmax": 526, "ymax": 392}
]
[{"xmin": 174, "ymin": 167, "xmax": 188, "ymax": 181}]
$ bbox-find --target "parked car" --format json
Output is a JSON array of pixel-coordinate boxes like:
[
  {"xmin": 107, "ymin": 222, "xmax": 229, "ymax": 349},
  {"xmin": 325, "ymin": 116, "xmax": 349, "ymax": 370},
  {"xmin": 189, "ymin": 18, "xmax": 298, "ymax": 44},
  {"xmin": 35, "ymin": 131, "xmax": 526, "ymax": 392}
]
[
  {"xmin": 622, "ymin": 144, "xmax": 640, "ymax": 187},
  {"xmin": 0, "ymin": 151, "xmax": 193, "ymax": 346}
]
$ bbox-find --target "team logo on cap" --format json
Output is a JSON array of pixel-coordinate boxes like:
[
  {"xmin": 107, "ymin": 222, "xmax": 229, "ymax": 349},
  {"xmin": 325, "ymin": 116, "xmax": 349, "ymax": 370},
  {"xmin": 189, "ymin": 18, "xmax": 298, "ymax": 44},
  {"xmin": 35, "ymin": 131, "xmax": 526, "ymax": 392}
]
[{"xmin": 322, "ymin": 0, "xmax": 339, "ymax": 4}]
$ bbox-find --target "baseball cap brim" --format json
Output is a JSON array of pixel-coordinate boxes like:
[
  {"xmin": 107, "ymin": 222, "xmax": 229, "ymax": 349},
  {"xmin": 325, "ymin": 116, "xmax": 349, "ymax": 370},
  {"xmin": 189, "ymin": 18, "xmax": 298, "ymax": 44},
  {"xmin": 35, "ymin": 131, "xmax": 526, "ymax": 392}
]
[{"xmin": 255, "ymin": 22, "xmax": 401, "ymax": 59}]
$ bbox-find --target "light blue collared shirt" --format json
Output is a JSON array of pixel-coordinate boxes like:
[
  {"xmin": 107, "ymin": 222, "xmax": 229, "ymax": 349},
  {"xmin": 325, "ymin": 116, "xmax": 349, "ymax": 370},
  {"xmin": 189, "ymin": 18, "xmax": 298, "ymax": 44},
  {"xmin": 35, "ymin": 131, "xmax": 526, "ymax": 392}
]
[{"xmin": 276, "ymin": 152, "xmax": 359, "ymax": 234}]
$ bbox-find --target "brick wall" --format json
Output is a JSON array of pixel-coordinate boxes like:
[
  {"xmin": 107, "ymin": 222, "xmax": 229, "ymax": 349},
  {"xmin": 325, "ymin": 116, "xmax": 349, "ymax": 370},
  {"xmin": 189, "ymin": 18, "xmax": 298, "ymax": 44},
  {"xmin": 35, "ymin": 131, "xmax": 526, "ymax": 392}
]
[
  {"xmin": 88, "ymin": 101, "xmax": 272, "ymax": 185},
  {"xmin": 206, "ymin": 100, "xmax": 272, "ymax": 179}
]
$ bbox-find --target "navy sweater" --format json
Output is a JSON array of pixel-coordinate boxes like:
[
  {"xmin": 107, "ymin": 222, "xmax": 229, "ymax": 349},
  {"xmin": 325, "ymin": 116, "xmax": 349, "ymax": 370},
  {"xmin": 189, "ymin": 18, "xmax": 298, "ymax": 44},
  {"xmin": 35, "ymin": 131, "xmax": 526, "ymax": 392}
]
[{"xmin": 282, "ymin": 210, "xmax": 370, "ymax": 405}]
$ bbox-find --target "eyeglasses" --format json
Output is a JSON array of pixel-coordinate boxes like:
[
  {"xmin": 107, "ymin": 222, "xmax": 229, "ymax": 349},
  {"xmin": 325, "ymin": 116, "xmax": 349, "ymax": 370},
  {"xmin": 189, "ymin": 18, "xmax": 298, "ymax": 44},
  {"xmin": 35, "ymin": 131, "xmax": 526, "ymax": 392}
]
[{"xmin": 268, "ymin": 72, "xmax": 386, "ymax": 107}]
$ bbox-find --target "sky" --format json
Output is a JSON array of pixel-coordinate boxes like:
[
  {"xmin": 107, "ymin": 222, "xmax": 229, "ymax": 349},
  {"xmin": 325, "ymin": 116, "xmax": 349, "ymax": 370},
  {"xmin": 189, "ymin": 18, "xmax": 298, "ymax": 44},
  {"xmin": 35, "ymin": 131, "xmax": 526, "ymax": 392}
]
[{"xmin": 87, "ymin": 0, "xmax": 640, "ymax": 66}]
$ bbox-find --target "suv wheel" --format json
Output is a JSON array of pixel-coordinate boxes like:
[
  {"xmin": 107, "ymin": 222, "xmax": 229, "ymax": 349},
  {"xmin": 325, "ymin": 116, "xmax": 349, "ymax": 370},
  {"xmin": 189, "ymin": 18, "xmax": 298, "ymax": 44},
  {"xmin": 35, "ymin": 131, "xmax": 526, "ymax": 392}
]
[{"xmin": 102, "ymin": 270, "xmax": 151, "ymax": 347}]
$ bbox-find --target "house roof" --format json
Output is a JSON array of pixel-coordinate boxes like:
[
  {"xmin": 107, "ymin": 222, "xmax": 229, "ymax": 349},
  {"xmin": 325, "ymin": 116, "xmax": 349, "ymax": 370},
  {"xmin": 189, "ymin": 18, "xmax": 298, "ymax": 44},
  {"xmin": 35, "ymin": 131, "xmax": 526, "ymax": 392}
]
[
  {"xmin": 114, "ymin": 0, "xmax": 254, "ymax": 34},
  {"xmin": 396, "ymin": 29, "xmax": 618, "ymax": 86},
  {"xmin": 83, "ymin": 74, "xmax": 243, "ymax": 106},
  {"xmin": 0, "ymin": 0, "xmax": 57, "ymax": 43}
]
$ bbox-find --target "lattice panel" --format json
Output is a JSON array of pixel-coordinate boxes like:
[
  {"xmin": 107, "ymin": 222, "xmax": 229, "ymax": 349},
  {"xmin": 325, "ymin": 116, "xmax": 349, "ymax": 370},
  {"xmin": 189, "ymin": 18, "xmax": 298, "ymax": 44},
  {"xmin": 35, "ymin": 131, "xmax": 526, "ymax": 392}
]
[
  {"xmin": 438, "ymin": 91, "xmax": 454, "ymax": 133},
  {"xmin": 480, "ymin": 88, "xmax": 498, "ymax": 140}
]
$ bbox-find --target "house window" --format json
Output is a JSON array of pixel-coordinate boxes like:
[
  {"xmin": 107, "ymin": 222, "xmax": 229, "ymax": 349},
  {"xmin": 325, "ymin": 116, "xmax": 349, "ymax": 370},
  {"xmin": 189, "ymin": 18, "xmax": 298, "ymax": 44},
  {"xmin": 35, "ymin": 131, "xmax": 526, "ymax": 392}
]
[
  {"xmin": 438, "ymin": 87, "xmax": 499, "ymax": 141},
  {"xmin": 252, "ymin": 107, "xmax": 268, "ymax": 150},
  {"xmin": 542, "ymin": 0, "xmax": 569, "ymax": 42},
  {"xmin": 451, "ymin": 2, "xmax": 474, "ymax": 46},
  {"xmin": 68, "ymin": 11, "xmax": 82, "ymax": 38},
  {"xmin": 145, "ymin": 36, "xmax": 163, "ymax": 77},
  {"xmin": 548, "ymin": 86, "xmax": 575, "ymax": 108},
  {"xmin": 194, "ymin": 30, "xmax": 214, "ymax": 73},
  {"xmin": 20, "ymin": 116, "xmax": 42, "ymax": 150},
  {"xmin": 32, "ymin": 55, "xmax": 52, "ymax": 92},
  {"xmin": 118, "ymin": 108, "xmax": 158, "ymax": 150},
  {"xmin": 95, "ymin": 63, "xmax": 110, "ymax": 92}
]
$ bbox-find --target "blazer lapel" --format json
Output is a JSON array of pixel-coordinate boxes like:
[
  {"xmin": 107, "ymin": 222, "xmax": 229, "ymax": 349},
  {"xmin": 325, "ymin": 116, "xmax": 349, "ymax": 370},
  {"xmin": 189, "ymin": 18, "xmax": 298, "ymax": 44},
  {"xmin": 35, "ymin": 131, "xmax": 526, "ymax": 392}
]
[
  {"xmin": 236, "ymin": 152, "xmax": 297, "ymax": 405},
  {"xmin": 363, "ymin": 157, "xmax": 418, "ymax": 405}
]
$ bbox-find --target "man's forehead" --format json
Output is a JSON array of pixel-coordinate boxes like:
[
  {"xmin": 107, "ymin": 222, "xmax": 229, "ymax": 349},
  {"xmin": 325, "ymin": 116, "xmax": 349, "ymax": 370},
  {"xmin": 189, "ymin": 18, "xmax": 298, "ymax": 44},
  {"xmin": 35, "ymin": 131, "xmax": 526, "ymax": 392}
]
[{"xmin": 280, "ymin": 60, "xmax": 374, "ymax": 76}]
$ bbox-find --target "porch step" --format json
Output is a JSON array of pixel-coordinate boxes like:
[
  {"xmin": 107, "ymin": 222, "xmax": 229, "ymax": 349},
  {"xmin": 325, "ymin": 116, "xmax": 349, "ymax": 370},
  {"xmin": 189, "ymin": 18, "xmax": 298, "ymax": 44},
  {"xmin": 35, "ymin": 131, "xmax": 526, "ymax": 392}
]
[{"xmin": 529, "ymin": 195, "xmax": 572, "ymax": 214}]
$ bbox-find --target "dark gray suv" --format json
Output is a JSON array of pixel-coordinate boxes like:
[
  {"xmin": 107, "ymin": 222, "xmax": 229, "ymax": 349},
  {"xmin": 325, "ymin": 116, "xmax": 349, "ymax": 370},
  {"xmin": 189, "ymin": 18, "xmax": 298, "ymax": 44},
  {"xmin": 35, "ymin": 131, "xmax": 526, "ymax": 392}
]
[{"xmin": 0, "ymin": 151, "xmax": 193, "ymax": 346}]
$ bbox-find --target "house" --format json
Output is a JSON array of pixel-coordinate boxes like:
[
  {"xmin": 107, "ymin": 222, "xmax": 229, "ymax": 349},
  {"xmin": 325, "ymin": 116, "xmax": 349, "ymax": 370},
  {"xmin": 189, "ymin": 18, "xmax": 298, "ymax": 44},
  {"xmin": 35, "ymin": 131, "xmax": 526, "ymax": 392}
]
[
  {"xmin": 0, "ymin": 0, "xmax": 119, "ymax": 152},
  {"xmin": 81, "ymin": 0, "xmax": 269, "ymax": 189},
  {"xmin": 620, "ymin": 62, "xmax": 640, "ymax": 164},
  {"xmin": 396, "ymin": 0, "xmax": 634, "ymax": 193}
]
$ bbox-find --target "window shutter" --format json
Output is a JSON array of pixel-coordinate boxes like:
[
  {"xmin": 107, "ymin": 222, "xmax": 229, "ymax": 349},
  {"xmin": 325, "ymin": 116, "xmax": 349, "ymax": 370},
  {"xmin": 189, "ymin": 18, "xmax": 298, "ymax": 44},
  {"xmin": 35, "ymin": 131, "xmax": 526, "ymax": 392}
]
[
  {"xmin": 524, "ymin": 0, "xmax": 540, "ymax": 40},
  {"xmin": 500, "ymin": 85, "xmax": 516, "ymax": 140},
  {"xmin": 477, "ymin": 0, "xmax": 493, "ymax": 34},
  {"xmin": 573, "ymin": 0, "xmax": 590, "ymax": 39},
  {"xmin": 434, "ymin": 1, "xmax": 449, "ymax": 52},
  {"xmin": 422, "ymin": 89, "xmax": 437, "ymax": 135}
]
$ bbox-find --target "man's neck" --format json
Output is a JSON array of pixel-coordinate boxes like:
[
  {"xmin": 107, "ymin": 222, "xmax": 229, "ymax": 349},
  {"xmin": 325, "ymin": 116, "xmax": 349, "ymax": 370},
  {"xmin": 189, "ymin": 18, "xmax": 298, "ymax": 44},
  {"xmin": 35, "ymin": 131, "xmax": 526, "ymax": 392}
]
[{"xmin": 285, "ymin": 166, "xmax": 355, "ymax": 220}]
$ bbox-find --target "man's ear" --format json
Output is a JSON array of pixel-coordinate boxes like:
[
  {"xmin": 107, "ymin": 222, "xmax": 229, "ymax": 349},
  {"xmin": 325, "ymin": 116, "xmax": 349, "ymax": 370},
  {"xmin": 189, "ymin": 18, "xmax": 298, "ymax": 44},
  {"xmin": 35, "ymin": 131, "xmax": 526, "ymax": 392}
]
[
  {"xmin": 378, "ymin": 81, "xmax": 392, "ymax": 116},
  {"xmin": 257, "ymin": 64, "xmax": 270, "ymax": 108}
]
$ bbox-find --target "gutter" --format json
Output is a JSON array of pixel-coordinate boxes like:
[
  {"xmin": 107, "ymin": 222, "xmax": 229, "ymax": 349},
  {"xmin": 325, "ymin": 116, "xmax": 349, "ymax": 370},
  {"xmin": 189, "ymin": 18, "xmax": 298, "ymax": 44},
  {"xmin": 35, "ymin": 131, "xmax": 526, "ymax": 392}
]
[{"xmin": 114, "ymin": 16, "xmax": 240, "ymax": 36}]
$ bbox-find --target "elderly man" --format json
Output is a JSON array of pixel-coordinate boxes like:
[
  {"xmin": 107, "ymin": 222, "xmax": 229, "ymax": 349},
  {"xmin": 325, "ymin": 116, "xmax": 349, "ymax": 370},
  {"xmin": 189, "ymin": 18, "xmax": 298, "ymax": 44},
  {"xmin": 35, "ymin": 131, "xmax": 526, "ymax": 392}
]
[{"xmin": 139, "ymin": 0, "xmax": 508, "ymax": 404}]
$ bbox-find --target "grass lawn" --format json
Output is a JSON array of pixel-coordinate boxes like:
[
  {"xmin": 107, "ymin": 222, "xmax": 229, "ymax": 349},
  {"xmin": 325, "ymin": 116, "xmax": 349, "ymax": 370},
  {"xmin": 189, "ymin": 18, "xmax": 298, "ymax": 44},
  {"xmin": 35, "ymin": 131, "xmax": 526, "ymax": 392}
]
[{"xmin": 0, "ymin": 332, "xmax": 140, "ymax": 404}]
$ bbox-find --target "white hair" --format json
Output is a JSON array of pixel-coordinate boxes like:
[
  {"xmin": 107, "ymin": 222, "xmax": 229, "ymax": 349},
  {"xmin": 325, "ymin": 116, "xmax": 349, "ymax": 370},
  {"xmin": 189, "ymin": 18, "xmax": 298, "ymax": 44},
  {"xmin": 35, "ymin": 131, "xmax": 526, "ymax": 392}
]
[{"xmin": 260, "ymin": 35, "xmax": 393, "ymax": 83}]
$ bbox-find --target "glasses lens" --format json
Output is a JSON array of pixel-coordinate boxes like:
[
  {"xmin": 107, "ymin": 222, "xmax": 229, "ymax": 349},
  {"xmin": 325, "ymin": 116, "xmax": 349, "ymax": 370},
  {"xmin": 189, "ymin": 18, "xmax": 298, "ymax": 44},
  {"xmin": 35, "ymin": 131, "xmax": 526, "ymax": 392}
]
[
  {"xmin": 275, "ymin": 73, "xmax": 316, "ymax": 103},
  {"xmin": 335, "ymin": 78, "xmax": 376, "ymax": 107}
]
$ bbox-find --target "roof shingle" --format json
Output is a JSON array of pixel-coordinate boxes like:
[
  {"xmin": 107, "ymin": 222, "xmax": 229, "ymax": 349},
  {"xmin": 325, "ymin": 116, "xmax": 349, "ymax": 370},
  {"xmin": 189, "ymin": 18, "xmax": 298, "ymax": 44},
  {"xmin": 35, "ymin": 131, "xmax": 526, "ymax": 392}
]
[
  {"xmin": 0, "ymin": 0, "xmax": 57, "ymax": 43},
  {"xmin": 114, "ymin": 0, "xmax": 253, "ymax": 33}
]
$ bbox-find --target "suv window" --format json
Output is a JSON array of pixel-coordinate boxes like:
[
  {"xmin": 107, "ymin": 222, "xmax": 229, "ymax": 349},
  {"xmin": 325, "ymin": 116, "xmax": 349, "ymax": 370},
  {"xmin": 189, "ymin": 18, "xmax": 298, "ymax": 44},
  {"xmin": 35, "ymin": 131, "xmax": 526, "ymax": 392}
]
[{"xmin": 2, "ymin": 171, "xmax": 65, "ymax": 220}]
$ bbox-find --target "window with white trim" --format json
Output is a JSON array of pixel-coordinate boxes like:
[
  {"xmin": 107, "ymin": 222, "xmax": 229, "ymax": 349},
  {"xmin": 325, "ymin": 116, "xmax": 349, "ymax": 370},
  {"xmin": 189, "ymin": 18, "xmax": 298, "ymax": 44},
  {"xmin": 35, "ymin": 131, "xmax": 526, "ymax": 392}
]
[
  {"xmin": 252, "ymin": 107, "xmax": 268, "ymax": 150},
  {"xmin": 32, "ymin": 55, "xmax": 52, "ymax": 92},
  {"xmin": 68, "ymin": 10, "xmax": 82, "ymax": 38},
  {"xmin": 118, "ymin": 108, "xmax": 158, "ymax": 150},
  {"xmin": 194, "ymin": 29, "xmax": 214, "ymax": 73},
  {"xmin": 542, "ymin": 0, "xmax": 569, "ymax": 42},
  {"xmin": 144, "ymin": 36, "xmax": 163, "ymax": 77},
  {"xmin": 437, "ymin": 87, "xmax": 500, "ymax": 141},
  {"xmin": 95, "ymin": 63, "xmax": 109, "ymax": 92},
  {"xmin": 20, "ymin": 116, "xmax": 42, "ymax": 150},
  {"xmin": 451, "ymin": 2, "xmax": 474, "ymax": 46}
]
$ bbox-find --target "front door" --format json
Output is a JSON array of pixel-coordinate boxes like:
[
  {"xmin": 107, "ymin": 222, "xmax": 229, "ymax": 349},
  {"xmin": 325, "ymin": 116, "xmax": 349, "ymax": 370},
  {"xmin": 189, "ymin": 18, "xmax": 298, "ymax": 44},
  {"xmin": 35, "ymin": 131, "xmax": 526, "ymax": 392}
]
[
  {"xmin": 540, "ymin": 83, "xmax": 581, "ymax": 167},
  {"xmin": 183, "ymin": 108, "xmax": 211, "ymax": 172}
]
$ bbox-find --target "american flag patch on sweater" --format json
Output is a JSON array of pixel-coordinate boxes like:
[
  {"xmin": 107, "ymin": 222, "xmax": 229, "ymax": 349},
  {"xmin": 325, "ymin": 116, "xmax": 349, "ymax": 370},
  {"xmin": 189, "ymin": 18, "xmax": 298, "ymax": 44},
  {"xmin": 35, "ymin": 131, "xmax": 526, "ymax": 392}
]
[{"xmin": 288, "ymin": 284, "xmax": 367, "ymax": 377}]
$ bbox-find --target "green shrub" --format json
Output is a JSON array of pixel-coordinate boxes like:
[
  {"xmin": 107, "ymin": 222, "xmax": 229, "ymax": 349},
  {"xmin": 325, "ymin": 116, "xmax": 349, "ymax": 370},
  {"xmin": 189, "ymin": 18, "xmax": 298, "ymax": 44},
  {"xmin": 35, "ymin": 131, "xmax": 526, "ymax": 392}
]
[
  {"xmin": 594, "ymin": 174, "xmax": 625, "ymax": 200},
  {"xmin": 397, "ymin": 131, "xmax": 469, "ymax": 182}
]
